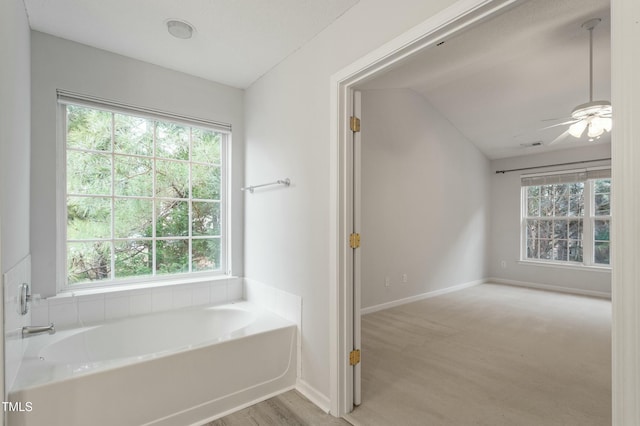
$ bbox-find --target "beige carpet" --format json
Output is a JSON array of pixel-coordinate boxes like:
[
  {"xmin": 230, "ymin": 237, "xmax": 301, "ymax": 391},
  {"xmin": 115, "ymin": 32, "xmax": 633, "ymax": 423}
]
[{"xmin": 346, "ymin": 283, "xmax": 611, "ymax": 426}]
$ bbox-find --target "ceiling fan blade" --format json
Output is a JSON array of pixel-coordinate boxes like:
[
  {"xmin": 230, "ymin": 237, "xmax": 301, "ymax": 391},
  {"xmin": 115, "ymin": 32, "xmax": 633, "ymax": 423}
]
[
  {"xmin": 512, "ymin": 119, "xmax": 575, "ymax": 139},
  {"xmin": 548, "ymin": 129, "xmax": 571, "ymax": 145},
  {"xmin": 538, "ymin": 119, "xmax": 580, "ymax": 131},
  {"xmin": 541, "ymin": 116, "xmax": 572, "ymax": 122},
  {"xmin": 568, "ymin": 120, "xmax": 588, "ymax": 138}
]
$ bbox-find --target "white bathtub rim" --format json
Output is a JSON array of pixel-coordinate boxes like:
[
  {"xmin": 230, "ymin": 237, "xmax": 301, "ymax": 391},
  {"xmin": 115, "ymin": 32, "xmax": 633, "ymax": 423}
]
[
  {"xmin": 11, "ymin": 301, "xmax": 294, "ymax": 393},
  {"xmin": 38, "ymin": 302, "xmax": 259, "ymax": 365}
]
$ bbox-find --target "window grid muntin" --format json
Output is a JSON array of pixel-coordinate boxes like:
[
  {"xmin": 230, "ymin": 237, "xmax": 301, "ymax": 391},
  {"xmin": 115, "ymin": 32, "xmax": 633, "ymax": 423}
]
[
  {"xmin": 110, "ymin": 112, "xmax": 116, "ymax": 282},
  {"xmin": 65, "ymin": 103, "xmax": 226, "ymax": 286},
  {"xmin": 525, "ymin": 217, "xmax": 584, "ymax": 263}
]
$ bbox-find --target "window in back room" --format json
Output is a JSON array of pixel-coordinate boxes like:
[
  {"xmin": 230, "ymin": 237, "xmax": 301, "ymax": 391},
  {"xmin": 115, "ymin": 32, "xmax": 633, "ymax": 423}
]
[{"xmin": 521, "ymin": 169, "xmax": 610, "ymax": 267}]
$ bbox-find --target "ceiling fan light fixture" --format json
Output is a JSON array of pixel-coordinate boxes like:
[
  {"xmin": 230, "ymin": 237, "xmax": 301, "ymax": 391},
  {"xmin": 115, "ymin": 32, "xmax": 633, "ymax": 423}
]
[
  {"xmin": 564, "ymin": 18, "xmax": 613, "ymax": 141},
  {"xmin": 587, "ymin": 117, "xmax": 605, "ymax": 138}
]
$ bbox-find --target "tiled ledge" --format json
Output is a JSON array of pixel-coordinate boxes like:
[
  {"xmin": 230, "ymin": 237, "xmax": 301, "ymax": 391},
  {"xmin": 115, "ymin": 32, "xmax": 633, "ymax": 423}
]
[{"xmin": 30, "ymin": 277, "xmax": 243, "ymax": 328}]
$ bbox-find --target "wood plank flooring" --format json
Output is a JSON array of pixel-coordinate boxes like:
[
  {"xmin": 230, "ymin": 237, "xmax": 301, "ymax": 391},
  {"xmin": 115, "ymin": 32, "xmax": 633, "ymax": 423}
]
[
  {"xmin": 345, "ymin": 283, "xmax": 611, "ymax": 426},
  {"xmin": 207, "ymin": 390, "xmax": 352, "ymax": 426},
  {"xmin": 210, "ymin": 284, "xmax": 610, "ymax": 425}
]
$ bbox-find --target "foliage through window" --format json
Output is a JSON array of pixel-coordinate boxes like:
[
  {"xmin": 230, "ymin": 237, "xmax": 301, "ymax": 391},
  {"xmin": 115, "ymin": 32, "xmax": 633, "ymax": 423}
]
[
  {"xmin": 64, "ymin": 102, "xmax": 228, "ymax": 286},
  {"xmin": 522, "ymin": 171, "xmax": 610, "ymax": 267},
  {"xmin": 592, "ymin": 178, "xmax": 611, "ymax": 265}
]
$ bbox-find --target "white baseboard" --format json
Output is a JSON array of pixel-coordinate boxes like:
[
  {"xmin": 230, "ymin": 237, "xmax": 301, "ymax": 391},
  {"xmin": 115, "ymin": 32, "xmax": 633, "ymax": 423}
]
[
  {"xmin": 488, "ymin": 277, "xmax": 611, "ymax": 299},
  {"xmin": 360, "ymin": 279, "xmax": 485, "ymax": 315},
  {"xmin": 295, "ymin": 379, "xmax": 331, "ymax": 413}
]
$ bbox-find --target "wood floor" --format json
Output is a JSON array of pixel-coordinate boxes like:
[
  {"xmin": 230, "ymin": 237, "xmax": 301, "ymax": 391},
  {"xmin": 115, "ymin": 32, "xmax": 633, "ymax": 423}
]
[
  {"xmin": 207, "ymin": 390, "xmax": 351, "ymax": 426},
  {"xmin": 210, "ymin": 283, "xmax": 610, "ymax": 425},
  {"xmin": 345, "ymin": 283, "xmax": 611, "ymax": 426}
]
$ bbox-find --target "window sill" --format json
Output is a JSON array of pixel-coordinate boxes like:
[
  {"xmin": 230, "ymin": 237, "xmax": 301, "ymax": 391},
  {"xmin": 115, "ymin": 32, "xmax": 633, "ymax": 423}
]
[
  {"xmin": 52, "ymin": 274, "xmax": 238, "ymax": 300},
  {"xmin": 517, "ymin": 260, "xmax": 612, "ymax": 273}
]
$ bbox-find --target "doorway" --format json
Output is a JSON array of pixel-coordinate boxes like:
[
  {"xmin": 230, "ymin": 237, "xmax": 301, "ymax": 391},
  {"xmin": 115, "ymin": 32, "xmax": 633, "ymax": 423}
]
[
  {"xmin": 330, "ymin": 0, "xmax": 528, "ymax": 414},
  {"xmin": 328, "ymin": 0, "xmax": 636, "ymax": 420}
]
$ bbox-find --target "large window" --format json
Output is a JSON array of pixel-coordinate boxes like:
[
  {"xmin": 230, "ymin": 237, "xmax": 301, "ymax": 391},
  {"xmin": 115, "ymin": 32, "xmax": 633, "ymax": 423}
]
[
  {"xmin": 522, "ymin": 169, "xmax": 611, "ymax": 267},
  {"xmin": 61, "ymin": 97, "xmax": 229, "ymax": 287}
]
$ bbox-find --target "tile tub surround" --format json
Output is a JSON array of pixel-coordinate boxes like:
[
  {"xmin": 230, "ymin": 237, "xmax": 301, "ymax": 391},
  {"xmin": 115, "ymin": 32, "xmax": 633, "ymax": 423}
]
[
  {"xmin": 3, "ymin": 254, "xmax": 32, "ymax": 394},
  {"xmin": 243, "ymin": 278, "xmax": 301, "ymax": 326},
  {"xmin": 243, "ymin": 278, "xmax": 303, "ymax": 380},
  {"xmin": 30, "ymin": 277, "xmax": 243, "ymax": 329}
]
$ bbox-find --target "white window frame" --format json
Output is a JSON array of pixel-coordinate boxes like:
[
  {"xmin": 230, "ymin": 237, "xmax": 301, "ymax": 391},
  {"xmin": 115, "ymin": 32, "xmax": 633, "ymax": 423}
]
[
  {"xmin": 520, "ymin": 168, "xmax": 611, "ymax": 270},
  {"xmin": 57, "ymin": 92, "xmax": 232, "ymax": 291}
]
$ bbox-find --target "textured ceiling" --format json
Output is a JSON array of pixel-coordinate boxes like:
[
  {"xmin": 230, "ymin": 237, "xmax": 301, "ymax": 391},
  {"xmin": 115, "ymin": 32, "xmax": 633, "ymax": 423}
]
[
  {"xmin": 23, "ymin": 0, "xmax": 360, "ymax": 88},
  {"xmin": 358, "ymin": 0, "xmax": 611, "ymax": 159}
]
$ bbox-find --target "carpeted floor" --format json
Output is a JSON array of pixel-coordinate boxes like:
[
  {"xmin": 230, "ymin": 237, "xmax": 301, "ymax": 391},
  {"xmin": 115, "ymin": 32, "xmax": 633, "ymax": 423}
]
[{"xmin": 346, "ymin": 283, "xmax": 611, "ymax": 426}]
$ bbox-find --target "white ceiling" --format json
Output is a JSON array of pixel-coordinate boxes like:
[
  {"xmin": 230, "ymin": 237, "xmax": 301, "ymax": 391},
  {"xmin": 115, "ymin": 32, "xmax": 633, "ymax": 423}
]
[
  {"xmin": 23, "ymin": 0, "xmax": 610, "ymax": 159},
  {"xmin": 358, "ymin": 0, "xmax": 611, "ymax": 159},
  {"xmin": 23, "ymin": 0, "xmax": 359, "ymax": 88}
]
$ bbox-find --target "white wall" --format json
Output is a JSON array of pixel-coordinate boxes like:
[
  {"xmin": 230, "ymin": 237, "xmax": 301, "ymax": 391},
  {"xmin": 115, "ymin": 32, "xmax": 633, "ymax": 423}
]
[
  {"xmin": 244, "ymin": 0, "xmax": 460, "ymax": 401},
  {"xmin": 489, "ymin": 143, "xmax": 612, "ymax": 295},
  {"xmin": 30, "ymin": 32, "xmax": 245, "ymax": 298},
  {"xmin": 0, "ymin": 0, "xmax": 31, "ymax": 275},
  {"xmin": 1, "ymin": 1, "xmax": 30, "ymax": 412},
  {"xmin": 3, "ymin": 256, "xmax": 31, "ymax": 395},
  {"xmin": 360, "ymin": 89, "xmax": 489, "ymax": 310}
]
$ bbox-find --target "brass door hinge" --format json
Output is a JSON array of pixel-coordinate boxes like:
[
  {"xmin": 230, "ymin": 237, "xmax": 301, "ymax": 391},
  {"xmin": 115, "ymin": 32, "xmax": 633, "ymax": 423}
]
[
  {"xmin": 349, "ymin": 233, "xmax": 361, "ymax": 249},
  {"xmin": 350, "ymin": 116, "xmax": 361, "ymax": 132},
  {"xmin": 349, "ymin": 349, "xmax": 361, "ymax": 366}
]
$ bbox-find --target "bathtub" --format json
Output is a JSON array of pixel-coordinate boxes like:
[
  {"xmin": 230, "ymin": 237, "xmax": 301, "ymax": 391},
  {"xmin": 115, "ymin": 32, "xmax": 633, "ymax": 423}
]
[{"xmin": 8, "ymin": 301, "xmax": 297, "ymax": 426}]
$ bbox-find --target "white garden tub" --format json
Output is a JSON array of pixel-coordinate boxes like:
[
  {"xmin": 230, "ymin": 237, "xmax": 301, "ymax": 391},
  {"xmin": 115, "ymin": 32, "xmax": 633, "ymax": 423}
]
[{"xmin": 8, "ymin": 301, "xmax": 297, "ymax": 426}]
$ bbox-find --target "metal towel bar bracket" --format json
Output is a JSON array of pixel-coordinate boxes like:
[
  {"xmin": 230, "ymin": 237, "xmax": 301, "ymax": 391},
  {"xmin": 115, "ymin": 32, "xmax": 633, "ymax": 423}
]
[{"xmin": 241, "ymin": 178, "xmax": 291, "ymax": 193}]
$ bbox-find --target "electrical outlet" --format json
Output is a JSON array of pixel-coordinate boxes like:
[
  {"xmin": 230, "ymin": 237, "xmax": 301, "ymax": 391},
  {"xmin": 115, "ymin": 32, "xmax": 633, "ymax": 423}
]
[
  {"xmin": 384, "ymin": 277, "xmax": 391, "ymax": 287},
  {"xmin": 402, "ymin": 273, "xmax": 408, "ymax": 283},
  {"xmin": 501, "ymin": 260, "xmax": 507, "ymax": 269}
]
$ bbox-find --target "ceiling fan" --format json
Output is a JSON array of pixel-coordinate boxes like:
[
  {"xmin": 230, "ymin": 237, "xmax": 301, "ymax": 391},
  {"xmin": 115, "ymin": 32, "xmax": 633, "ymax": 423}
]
[{"xmin": 544, "ymin": 18, "xmax": 612, "ymax": 144}]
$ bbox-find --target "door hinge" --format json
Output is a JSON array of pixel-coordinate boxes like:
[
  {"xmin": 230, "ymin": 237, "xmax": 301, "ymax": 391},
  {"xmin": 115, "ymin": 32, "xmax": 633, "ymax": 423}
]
[
  {"xmin": 349, "ymin": 233, "xmax": 361, "ymax": 249},
  {"xmin": 350, "ymin": 116, "xmax": 361, "ymax": 132},
  {"xmin": 349, "ymin": 349, "xmax": 361, "ymax": 366}
]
